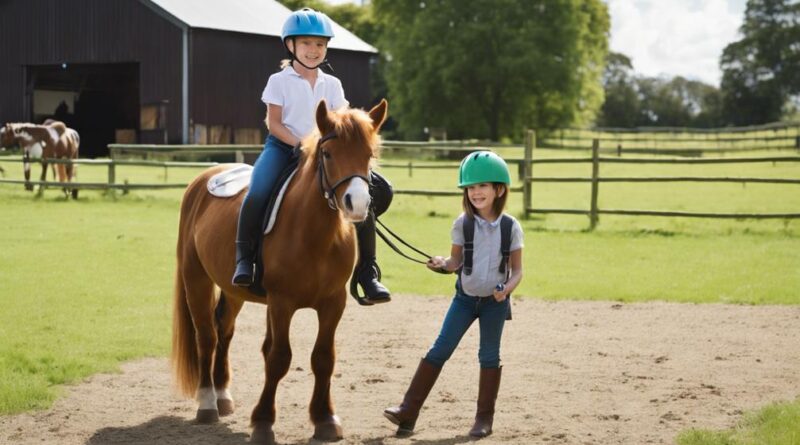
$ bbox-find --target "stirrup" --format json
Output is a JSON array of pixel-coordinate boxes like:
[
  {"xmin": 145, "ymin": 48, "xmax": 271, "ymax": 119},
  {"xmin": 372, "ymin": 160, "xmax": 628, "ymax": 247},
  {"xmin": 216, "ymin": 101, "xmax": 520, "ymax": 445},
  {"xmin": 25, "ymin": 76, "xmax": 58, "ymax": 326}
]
[{"xmin": 349, "ymin": 263, "xmax": 390, "ymax": 305}]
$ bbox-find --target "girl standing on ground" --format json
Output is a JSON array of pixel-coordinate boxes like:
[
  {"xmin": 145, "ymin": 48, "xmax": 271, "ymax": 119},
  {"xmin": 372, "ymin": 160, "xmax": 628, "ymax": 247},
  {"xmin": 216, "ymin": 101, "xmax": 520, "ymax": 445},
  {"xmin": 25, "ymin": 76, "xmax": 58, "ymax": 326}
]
[
  {"xmin": 384, "ymin": 151, "xmax": 524, "ymax": 438},
  {"xmin": 232, "ymin": 8, "xmax": 392, "ymax": 305}
]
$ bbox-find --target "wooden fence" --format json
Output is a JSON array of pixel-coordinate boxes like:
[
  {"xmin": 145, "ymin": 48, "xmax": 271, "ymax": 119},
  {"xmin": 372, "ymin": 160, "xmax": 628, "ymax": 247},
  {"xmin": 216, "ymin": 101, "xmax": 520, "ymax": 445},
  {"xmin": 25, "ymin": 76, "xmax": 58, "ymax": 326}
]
[
  {"xmin": 541, "ymin": 121, "xmax": 800, "ymax": 156},
  {"xmin": 2, "ymin": 135, "xmax": 799, "ymax": 229},
  {"xmin": 523, "ymin": 130, "xmax": 800, "ymax": 228}
]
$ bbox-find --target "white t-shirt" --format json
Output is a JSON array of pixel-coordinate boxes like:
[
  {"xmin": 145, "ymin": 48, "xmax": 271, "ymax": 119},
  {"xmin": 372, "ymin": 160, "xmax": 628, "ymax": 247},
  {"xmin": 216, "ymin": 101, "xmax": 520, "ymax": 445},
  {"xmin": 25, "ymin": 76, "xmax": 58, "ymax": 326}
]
[
  {"xmin": 261, "ymin": 66, "xmax": 349, "ymax": 140},
  {"xmin": 451, "ymin": 213, "xmax": 524, "ymax": 297}
]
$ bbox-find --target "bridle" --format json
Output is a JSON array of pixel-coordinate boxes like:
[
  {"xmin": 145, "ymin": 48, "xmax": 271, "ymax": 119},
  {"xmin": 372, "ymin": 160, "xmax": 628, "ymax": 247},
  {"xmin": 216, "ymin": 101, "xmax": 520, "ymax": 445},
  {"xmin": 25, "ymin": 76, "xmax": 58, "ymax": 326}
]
[
  {"xmin": 315, "ymin": 129, "xmax": 435, "ymax": 266},
  {"xmin": 315, "ymin": 130, "xmax": 370, "ymax": 211}
]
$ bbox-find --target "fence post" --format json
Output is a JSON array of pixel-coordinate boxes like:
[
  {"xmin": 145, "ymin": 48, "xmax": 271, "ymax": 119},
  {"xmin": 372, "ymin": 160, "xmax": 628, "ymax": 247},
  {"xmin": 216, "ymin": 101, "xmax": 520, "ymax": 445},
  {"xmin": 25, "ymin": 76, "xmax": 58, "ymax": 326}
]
[
  {"xmin": 589, "ymin": 138, "xmax": 600, "ymax": 230},
  {"xmin": 407, "ymin": 160, "xmax": 413, "ymax": 178},
  {"xmin": 108, "ymin": 161, "xmax": 116, "ymax": 196},
  {"xmin": 523, "ymin": 129, "xmax": 534, "ymax": 219}
]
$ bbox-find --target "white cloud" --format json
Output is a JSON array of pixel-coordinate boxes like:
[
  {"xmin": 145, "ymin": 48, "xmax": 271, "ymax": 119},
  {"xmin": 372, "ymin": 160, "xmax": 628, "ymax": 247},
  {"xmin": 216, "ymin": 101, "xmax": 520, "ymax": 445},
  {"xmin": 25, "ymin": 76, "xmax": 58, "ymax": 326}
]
[{"xmin": 607, "ymin": 0, "xmax": 746, "ymax": 85}]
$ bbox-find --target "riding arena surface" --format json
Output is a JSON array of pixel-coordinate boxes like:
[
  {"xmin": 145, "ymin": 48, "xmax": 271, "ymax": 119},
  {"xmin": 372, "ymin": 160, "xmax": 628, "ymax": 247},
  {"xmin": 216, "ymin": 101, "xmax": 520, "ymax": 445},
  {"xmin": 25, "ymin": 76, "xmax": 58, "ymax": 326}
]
[{"xmin": 1, "ymin": 297, "xmax": 798, "ymax": 445}]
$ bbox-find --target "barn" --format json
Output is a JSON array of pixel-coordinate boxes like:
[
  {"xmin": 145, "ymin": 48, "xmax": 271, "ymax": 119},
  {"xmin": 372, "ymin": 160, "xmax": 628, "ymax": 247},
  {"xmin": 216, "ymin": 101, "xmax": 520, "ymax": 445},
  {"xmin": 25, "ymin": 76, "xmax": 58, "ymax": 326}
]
[{"xmin": 0, "ymin": 0, "xmax": 378, "ymax": 157}]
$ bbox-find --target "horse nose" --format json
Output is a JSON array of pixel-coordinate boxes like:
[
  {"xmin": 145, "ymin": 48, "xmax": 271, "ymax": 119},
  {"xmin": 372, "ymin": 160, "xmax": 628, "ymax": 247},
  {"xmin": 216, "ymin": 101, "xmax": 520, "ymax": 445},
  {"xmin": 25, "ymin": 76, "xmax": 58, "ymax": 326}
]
[{"xmin": 344, "ymin": 193, "xmax": 353, "ymax": 212}]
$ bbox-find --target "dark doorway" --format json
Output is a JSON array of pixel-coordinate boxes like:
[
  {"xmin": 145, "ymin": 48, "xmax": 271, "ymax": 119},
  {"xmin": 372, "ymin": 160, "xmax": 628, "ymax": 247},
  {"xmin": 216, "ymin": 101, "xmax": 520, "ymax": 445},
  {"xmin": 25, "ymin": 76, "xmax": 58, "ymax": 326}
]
[{"xmin": 26, "ymin": 63, "xmax": 139, "ymax": 158}]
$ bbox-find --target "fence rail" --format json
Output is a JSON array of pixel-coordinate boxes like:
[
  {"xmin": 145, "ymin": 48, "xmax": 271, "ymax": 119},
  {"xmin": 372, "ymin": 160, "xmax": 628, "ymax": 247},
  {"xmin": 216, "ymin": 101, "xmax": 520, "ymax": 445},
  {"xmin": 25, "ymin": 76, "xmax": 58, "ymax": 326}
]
[
  {"xmin": 2, "ymin": 133, "xmax": 799, "ymax": 228},
  {"xmin": 522, "ymin": 130, "xmax": 800, "ymax": 227}
]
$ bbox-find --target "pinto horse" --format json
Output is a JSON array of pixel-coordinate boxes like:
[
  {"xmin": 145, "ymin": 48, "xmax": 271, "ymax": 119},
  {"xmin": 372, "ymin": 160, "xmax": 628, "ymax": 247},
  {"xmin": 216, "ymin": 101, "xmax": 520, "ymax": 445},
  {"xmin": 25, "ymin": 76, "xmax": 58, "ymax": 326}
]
[
  {"xmin": 172, "ymin": 99, "xmax": 388, "ymax": 444},
  {"xmin": 2, "ymin": 120, "xmax": 80, "ymax": 199}
]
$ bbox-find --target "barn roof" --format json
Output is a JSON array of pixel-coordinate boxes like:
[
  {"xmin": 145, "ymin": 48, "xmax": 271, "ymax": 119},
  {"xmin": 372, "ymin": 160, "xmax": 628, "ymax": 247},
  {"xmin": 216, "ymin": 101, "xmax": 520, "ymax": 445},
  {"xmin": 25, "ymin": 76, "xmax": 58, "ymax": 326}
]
[{"xmin": 146, "ymin": 0, "xmax": 377, "ymax": 53}]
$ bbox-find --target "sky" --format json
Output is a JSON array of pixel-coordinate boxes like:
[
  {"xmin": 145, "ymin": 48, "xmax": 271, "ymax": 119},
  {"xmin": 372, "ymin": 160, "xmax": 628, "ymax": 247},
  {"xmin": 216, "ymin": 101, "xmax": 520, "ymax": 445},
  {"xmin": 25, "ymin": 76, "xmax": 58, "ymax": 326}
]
[{"xmin": 321, "ymin": 0, "xmax": 749, "ymax": 86}]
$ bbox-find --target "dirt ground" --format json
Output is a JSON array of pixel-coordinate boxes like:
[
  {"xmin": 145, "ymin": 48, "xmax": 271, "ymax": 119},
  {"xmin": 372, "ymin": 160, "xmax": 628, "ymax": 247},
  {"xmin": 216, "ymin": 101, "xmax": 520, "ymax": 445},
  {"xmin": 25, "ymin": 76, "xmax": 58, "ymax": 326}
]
[{"xmin": 1, "ymin": 296, "xmax": 799, "ymax": 445}]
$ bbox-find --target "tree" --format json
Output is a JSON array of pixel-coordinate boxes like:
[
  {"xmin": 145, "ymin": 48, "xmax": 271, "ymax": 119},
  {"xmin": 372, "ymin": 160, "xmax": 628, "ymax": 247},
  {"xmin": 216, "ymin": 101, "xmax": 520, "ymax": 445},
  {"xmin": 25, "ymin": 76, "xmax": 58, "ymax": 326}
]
[
  {"xmin": 597, "ymin": 52, "xmax": 639, "ymax": 127},
  {"xmin": 598, "ymin": 54, "xmax": 723, "ymax": 128},
  {"xmin": 373, "ymin": 0, "xmax": 609, "ymax": 140},
  {"xmin": 720, "ymin": 0, "xmax": 800, "ymax": 125}
]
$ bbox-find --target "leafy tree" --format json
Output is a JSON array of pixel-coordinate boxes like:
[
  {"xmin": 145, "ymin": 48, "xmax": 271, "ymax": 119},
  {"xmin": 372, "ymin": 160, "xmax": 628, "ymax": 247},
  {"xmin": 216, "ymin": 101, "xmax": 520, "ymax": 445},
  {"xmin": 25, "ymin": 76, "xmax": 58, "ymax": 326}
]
[
  {"xmin": 720, "ymin": 0, "xmax": 800, "ymax": 125},
  {"xmin": 373, "ymin": 0, "xmax": 609, "ymax": 140},
  {"xmin": 597, "ymin": 52, "xmax": 639, "ymax": 127}
]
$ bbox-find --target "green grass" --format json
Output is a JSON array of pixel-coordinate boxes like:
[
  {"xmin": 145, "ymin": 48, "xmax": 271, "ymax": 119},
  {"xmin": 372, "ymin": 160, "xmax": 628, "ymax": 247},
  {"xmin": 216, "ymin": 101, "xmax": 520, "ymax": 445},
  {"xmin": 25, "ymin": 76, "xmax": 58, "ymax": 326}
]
[
  {"xmin": 0, "ymin": 188, "xmax": 178, "ymax": 413},
  {"xmin": 677, "ymin": 399, "xmax": 800, "ymax": 445},
  {"xmin": 0, "ymin": 152, "xmax": 798, "ymax": 416}
]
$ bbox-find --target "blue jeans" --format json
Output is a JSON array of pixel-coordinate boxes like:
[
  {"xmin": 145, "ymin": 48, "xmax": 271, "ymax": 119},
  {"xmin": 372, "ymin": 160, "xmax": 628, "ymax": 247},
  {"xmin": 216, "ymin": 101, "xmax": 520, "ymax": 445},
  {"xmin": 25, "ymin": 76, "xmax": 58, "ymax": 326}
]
[
  {"xmin": 424, "ymin": 286, "xmax": 510, "ymax": 369},
  {"xmin": 236, "ymin": 135, "xmax": 294, "ymax": 243}
]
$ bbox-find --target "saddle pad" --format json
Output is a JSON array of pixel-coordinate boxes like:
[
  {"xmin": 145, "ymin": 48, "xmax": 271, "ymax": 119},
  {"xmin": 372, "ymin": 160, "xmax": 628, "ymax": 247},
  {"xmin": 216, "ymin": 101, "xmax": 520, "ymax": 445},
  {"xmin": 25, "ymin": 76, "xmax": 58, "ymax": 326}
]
[
  {"xmin": 207, "ymin": 164, "xmax": 253, "ymax": 197},
  {"xmin": 206, "ymin": 163, "xmax": 298, "ymax": 235}
]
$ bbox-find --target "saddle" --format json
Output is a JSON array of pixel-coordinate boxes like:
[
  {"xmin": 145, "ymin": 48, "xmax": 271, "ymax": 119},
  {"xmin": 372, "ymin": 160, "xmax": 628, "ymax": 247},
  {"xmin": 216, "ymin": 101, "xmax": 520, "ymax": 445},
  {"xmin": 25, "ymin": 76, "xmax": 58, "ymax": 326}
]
[{"xmin": 207, "ymin": 147, "xmax": 302, "ymax": 295}]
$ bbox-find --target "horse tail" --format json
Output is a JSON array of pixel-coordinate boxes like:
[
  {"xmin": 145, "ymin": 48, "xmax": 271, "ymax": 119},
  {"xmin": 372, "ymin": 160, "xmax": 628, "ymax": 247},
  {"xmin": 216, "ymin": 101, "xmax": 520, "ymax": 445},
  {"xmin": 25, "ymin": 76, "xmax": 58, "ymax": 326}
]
[{"xmin": 171, "ymin": 196, "xmax": 200, "ymax": 397}]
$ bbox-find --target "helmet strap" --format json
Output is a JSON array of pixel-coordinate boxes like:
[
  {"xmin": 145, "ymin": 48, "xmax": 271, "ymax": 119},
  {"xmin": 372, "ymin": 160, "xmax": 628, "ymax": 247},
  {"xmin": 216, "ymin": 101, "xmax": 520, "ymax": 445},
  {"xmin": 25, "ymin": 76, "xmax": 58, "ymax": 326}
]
[{"xmin": 285, "ymin": 37, "xmax": 334, "ymax": 72}]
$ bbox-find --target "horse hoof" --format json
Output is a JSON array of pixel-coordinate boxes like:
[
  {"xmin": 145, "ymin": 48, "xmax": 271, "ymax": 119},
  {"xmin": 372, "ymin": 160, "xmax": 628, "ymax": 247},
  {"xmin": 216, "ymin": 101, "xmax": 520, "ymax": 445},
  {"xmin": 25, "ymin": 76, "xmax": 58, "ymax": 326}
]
[
  {"xmin": 251, "ymin": 423, "xmax": 276, "ymax": 445},
  {"xmin": 217, "ymin": 399, "xmax": 235, "ymax": 416},
  {"xmin": 313, "ymin": 416, "xmax": 343, "ymax": 442},
  {"xmin": 195, "ymin": 409, "xmax": 219, "ymax": 424}
]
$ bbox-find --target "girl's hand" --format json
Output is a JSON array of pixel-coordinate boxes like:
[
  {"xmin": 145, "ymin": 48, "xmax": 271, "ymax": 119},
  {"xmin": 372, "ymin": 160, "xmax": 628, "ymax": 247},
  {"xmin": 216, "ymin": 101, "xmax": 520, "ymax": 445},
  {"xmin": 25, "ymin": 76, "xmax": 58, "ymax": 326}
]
[
  {"xmin": 427, "ymin": 256, "xmax": 450, "ymax": 274},
  {"xmin": 493, "ymin": 284, "xmax": 508, "ymax": 302}
]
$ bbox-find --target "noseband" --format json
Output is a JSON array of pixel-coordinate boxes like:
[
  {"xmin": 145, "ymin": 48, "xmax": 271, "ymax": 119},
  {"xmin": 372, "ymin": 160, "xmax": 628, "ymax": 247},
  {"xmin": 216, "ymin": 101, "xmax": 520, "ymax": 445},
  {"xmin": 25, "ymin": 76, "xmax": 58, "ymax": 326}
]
[{"xmin": 316, "ymin": 131, "xmax": 370, "ymax": 211}]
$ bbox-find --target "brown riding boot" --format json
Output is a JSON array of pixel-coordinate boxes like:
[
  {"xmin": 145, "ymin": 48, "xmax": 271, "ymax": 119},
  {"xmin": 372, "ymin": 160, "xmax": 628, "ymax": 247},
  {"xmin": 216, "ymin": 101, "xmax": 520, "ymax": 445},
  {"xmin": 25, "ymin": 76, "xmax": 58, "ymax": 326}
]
[
  {"xmin": 469, "ymin": 366, "xmax": 502, "ymax": 438},
  {"xmin": 383, "ymin": 359, "xmax": 442, "ymax": 436}
]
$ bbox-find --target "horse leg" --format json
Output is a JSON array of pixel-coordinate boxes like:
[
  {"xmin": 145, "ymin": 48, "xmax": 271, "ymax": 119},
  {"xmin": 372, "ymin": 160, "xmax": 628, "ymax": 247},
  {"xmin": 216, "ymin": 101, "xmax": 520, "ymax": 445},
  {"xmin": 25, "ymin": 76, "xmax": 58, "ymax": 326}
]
[
  {"xmin": 251, "ymin": 303, "xmax": 295, "ymax": 445},
  {"xmin": 67, "ymin": 162, "xmax": 78, "ymax": 199},
  {"xmin": 213, "ymin": 292, "xmax": 243, "ymax": 416},
  {"xmin": 310, "ymin": 295, "xmax": 347, "ymax": 442},
  {"xmin": 22, "ymin": 156, "xmax": 32, "ymax": 191},
  {"xmin": 182, "ymin": 262, "xmax": 220, "ymax": 423},
  {"xmin": 56, "ymin": 163, "xmax": 68, "ymax": 198},
  {"xmin": 37, "ymin": 160, "xmax": 47, "ymax": 196}
]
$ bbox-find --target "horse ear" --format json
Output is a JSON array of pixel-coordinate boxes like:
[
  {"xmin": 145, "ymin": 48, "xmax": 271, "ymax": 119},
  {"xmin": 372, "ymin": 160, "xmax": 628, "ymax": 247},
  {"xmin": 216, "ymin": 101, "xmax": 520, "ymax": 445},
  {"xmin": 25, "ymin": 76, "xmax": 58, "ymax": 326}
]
[
  {"xmin": 368, "ymin": 99, "xmax": 388, "ymax": 131},
  {"xmin": 316, "ymin": 100, "xmax": 335, "ymax": 135}
]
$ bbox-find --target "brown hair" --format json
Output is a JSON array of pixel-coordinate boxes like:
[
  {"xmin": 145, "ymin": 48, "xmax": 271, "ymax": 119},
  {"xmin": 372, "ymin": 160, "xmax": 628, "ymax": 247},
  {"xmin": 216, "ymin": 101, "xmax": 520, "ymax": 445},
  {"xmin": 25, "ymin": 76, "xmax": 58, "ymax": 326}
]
[{"xmin": 462, "ymin": 183, "xmax": 508, "ymax": 219}]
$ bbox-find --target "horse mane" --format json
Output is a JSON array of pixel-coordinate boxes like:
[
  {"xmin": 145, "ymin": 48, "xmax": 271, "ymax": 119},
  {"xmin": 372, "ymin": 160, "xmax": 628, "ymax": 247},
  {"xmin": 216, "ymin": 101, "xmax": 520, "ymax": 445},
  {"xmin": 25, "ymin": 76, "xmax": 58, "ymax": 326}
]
[{"xmin": 299, "ymin": 107, "xmax": 381, "ymax": 162}]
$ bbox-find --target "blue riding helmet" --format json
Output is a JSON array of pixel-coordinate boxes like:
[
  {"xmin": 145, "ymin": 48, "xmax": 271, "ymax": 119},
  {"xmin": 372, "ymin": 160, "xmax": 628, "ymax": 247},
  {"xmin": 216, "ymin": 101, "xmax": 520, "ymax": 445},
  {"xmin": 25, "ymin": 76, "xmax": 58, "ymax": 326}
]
[{"xmin": 281, "ymin": 8, "xmax": 335, "ymax": 42}]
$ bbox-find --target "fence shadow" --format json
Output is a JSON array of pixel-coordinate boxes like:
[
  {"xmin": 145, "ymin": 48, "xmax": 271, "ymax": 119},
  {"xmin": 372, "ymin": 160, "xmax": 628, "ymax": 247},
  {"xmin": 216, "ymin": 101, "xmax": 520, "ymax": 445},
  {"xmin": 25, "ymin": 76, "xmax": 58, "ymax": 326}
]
[{"xmin": 86, "ymin": 415, "xmax": 250, "ymax": 445}]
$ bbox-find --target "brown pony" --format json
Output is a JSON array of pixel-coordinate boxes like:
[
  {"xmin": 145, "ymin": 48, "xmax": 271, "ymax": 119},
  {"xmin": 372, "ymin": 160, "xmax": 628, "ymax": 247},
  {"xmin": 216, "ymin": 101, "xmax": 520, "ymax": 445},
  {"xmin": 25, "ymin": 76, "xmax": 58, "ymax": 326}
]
[
  {"xmin": 2, "ymin": 120, "xmax": 80, "ymax": 199},
  {"xmin": 172, "ymin": 100, "xmax": 388, "ymax": 444}
]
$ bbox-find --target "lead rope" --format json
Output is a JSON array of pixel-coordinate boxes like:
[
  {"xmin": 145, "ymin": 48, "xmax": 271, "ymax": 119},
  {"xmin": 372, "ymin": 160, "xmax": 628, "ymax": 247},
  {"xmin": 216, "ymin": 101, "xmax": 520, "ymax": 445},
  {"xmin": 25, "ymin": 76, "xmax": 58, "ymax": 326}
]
[{"xmin": 375, "ymin": 217, "xmax": 433, "ymax": 265}]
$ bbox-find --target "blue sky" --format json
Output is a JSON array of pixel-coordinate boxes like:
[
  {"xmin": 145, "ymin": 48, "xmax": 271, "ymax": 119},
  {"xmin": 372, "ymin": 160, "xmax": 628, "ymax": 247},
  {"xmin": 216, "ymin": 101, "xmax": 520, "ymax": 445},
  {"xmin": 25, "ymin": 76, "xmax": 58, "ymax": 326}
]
[{"xmin": 322, "ymin": 0, "xmax": 748, "ymax": 86}]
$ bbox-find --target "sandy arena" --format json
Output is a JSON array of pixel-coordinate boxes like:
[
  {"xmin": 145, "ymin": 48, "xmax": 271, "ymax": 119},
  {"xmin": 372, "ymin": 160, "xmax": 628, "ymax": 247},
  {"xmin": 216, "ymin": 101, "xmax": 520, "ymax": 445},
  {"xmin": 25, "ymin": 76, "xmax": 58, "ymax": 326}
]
[{"xmin": 2, "ymin": 296, "xmax": 799, "ymax": 444}]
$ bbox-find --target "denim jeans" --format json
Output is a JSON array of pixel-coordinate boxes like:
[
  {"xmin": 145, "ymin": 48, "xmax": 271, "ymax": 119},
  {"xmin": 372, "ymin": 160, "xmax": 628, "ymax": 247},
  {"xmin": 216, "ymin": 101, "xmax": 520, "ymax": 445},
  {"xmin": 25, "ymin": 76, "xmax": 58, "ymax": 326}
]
[
  {"xmin": 236, "ymin": 135, "xmax": 294, "ymax": 247},
  {"xmin": 243, "ymin": 135, "xmax": 294, "ymax": 206},
  {"xmin": 424, "ymin": 285, "xmax": 510, "ymax": 369}
]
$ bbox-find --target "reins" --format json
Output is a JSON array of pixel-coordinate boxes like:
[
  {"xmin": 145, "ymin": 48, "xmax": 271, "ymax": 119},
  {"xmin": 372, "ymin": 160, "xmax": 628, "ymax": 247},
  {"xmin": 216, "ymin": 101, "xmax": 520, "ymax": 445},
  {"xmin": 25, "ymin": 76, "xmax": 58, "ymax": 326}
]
[
  {"xmin": 375, "ymin": 217, "xmax": 433, "ymax": 265},
  {"xmin": 314, "ymin": 130, "xmax": 434, "ymax": 265}
]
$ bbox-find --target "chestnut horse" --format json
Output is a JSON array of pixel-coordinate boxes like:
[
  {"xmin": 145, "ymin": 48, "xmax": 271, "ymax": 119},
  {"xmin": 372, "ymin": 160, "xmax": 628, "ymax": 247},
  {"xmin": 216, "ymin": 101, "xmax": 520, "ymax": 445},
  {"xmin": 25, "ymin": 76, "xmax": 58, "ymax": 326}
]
[
  {"xmin": 172, "ymin": 100, "xmax": 387, "ymax": 444},
  {"xmin": 1, "ymin": 120, "xmax": 80, "ymax": 199}
]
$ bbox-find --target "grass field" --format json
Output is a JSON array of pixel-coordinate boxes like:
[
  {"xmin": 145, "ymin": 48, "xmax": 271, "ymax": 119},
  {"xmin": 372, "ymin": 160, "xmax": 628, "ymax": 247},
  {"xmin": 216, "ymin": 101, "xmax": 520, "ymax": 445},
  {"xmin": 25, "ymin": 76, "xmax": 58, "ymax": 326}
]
[{"xmin": 0, "ymin": 150, "xmax": 798, "ymax": 442}]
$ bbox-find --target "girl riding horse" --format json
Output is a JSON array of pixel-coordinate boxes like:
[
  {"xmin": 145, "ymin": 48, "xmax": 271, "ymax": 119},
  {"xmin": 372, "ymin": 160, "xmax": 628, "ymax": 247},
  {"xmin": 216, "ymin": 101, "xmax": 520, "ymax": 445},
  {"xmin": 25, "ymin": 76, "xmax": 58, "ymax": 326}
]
[{"xmin": 173, "ymin": 99, "xmax": 388, "ymax": 445}]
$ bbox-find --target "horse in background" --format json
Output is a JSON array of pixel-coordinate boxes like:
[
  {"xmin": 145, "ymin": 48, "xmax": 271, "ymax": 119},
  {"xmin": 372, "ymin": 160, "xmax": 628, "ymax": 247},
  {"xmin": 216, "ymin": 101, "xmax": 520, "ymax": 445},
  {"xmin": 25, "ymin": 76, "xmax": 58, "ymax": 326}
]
[
  {"xmin": 172, "ymin": 100, "xmax": 387, "ymax": 445},
  {"xmin": 2, "ymin": 120, "xmax": 80, "ymax": 199}
]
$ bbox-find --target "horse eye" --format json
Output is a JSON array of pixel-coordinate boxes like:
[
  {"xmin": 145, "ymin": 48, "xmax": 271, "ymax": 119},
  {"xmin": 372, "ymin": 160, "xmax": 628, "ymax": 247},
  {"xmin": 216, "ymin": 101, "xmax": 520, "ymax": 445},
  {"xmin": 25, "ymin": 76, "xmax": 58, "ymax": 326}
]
[{"xmin": 322, "ymin": 150, "xmax": 331, "ymax": 160}]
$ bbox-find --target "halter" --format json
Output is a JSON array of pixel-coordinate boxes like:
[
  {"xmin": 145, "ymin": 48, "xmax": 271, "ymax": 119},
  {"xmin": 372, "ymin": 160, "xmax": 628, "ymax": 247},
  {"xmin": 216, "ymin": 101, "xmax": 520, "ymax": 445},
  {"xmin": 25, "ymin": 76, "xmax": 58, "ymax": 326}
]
[{"xmin": 315, "ymin": 130, "xmax": 370, "ymax": 211}]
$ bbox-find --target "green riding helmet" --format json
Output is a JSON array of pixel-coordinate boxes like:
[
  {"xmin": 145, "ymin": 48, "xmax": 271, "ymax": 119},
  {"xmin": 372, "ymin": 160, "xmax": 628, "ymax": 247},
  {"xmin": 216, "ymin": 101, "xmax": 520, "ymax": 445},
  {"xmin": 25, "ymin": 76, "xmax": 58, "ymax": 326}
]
[{"xmin": 458, "ymin": 151, "xmax": 511, "ymax": 188}]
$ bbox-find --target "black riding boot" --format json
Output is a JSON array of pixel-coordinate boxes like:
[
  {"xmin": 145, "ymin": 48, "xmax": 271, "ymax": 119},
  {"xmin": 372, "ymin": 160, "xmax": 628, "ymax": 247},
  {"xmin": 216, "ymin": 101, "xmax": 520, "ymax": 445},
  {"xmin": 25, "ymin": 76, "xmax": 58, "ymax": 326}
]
[
  {"xmin": 232, "ymin": 241, "xmax": 256, "ymax": 286},
  {"xmin": 350, "ymin": 209, "xmax": 391, "ymax": 304},
  {"xmin": 232, "ymin": 194, "xmax": 262, "ymax": 287}
]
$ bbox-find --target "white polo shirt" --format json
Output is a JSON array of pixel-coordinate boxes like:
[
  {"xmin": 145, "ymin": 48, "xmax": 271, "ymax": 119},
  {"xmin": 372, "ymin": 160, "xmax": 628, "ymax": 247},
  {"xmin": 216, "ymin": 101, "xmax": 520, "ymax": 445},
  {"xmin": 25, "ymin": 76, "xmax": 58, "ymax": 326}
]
[
  {"xmin": 451, "ymin": 213, "xmax": 524, "ymax": 297},
  {"xmin": 261, "ymin": 66, "xmax": 349, "ymax": 140}
]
